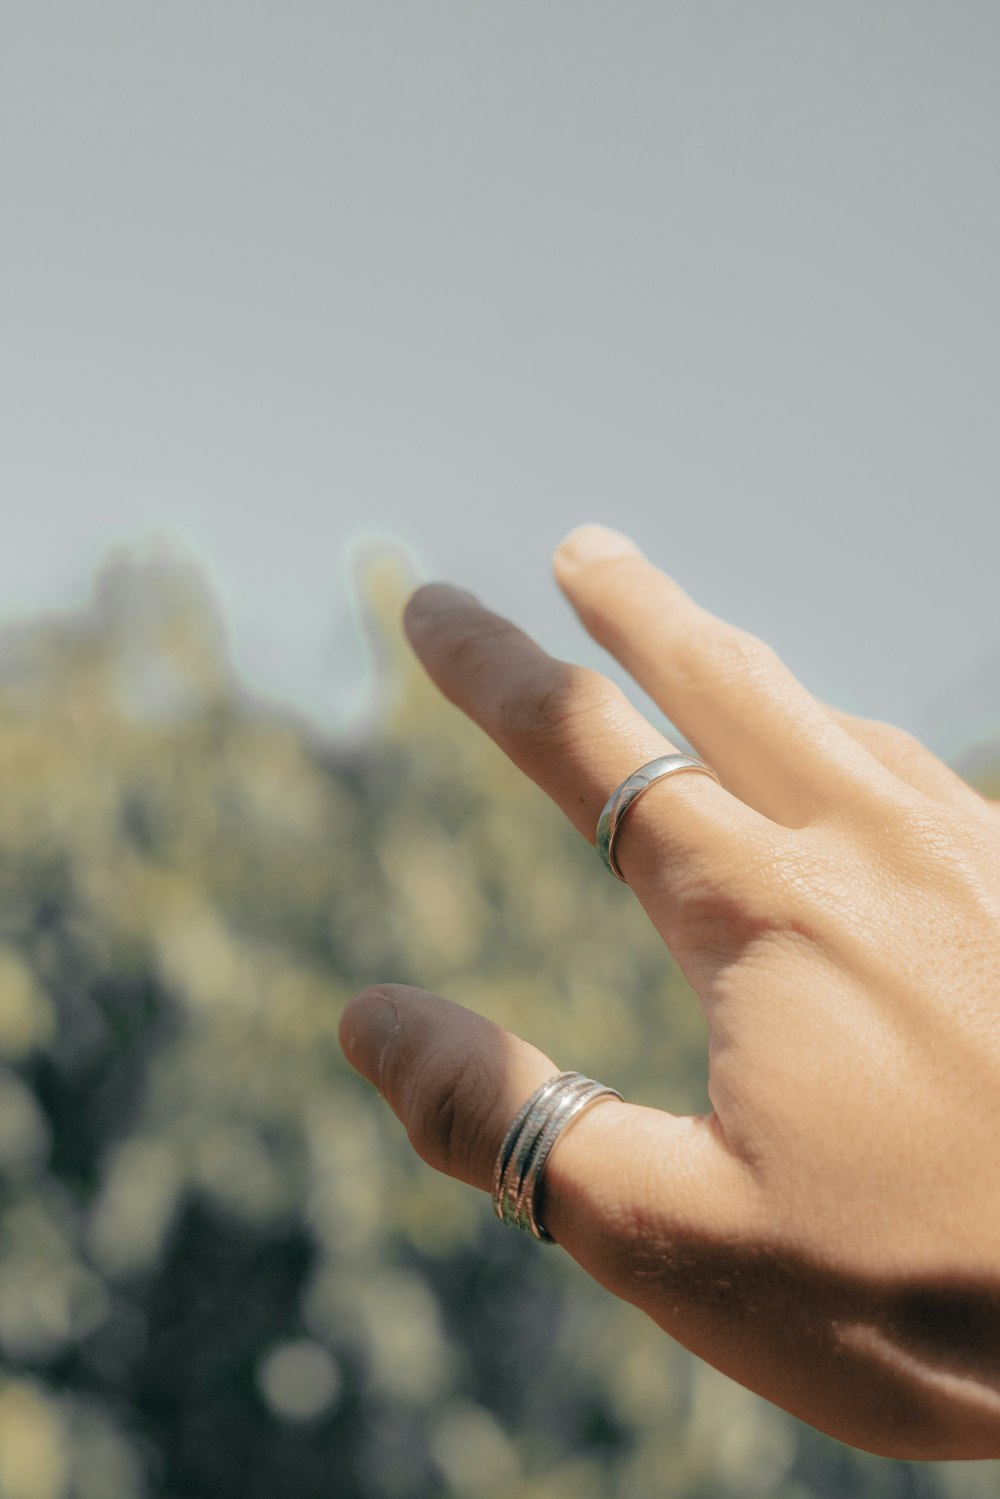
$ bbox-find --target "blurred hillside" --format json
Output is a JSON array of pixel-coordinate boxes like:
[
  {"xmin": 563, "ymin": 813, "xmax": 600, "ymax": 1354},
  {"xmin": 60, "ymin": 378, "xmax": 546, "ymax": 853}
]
[{"xmin": 0, "ymin": 546, "xmax": 996, "ymax": 1499}]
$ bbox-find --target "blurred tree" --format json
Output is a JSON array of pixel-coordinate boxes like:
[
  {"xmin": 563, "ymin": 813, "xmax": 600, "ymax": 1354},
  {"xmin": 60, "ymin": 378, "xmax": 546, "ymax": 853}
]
[{"xmin": 0, "ymin": 541, "xmax": 995, "ymax": 1499}]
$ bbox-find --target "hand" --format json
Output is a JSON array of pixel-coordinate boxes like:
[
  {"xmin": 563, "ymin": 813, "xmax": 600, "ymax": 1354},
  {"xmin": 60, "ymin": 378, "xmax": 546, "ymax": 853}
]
[{"xmin": 339, "ymin": 524, "xmax": 1000, "ymax": 1459}]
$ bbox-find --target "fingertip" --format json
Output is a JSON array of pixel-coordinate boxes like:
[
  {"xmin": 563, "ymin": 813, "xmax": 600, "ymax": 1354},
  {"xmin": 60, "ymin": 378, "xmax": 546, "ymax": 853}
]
[
  {"xmin": 338, "ymin": 985, "xmax": 403, "ymax": 1090},
  {"xmin": 554, "ymin": 524, "xmax": 643, "ymax": 581},
  {"xmin": 403, "ymin": 583, "xmax": 480, "ymax": 638},
  {"xmin": 340, "ymin": 984, "xmax": 561, "ymax": 1192}
]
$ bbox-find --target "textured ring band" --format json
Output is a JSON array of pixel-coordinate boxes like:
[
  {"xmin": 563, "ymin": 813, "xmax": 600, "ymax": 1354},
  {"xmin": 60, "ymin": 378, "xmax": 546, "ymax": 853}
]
[
  {"xmin": 596, "ymin": 753, "xmax": 721, "ymax": 882},
  {"xmin": 492, "ymin": 1071, "xmax": 623, "ymax": 1242}
]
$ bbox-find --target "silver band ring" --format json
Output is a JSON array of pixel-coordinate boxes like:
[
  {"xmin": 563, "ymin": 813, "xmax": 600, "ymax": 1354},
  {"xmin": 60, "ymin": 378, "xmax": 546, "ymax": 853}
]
[
  {"xmin": 492, "ymin": 1071, "xmax": 623, "ymax": 1242},
  {"xmin": 596, "ymin": 753, "xmax": 721, "ymax": 881}
]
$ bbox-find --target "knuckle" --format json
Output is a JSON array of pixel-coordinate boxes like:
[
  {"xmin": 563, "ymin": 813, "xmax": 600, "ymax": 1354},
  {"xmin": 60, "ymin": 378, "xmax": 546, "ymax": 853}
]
[
  {"xmin": 434, "ymin": 611, "xmax": 512, "ymax": 688},
  {"xmin": 871, "ymin": 718, "xmax": 920, "ymax": 751},
  {"xmin": 892, "ymin": 805, "xmax": 996, "ymax": 896},
  {"xmin": 675, "ymin": 623, "xmax": 778, "ymax": 699},
  {"xmin": 806, "ymin": 801, "xmax": 1000, "ymax": 932},
  {"xmin": 496, "ymin": 663, "xmax": 615, "ymax": 744},
  {"xmin": 862, "ymin": 799, "xmax": 958, "ymax": 860},
  {"xmin": 858, "ymin": 718, "xmax": 929, "ymax": 767},
  {"xmin": 667, "ymin": 867, "xmax": 799, "ymax": 962},
  {"xmin": 661, "ymin": 870, "xmax": 735, "ymax": 954}
]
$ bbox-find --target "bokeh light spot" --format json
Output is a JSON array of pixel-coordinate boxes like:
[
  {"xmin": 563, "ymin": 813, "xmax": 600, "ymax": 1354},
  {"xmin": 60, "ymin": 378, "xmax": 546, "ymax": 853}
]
[{"xmin": 257, "ymin": 1338, "xmax": 341, "ymax": 1424}]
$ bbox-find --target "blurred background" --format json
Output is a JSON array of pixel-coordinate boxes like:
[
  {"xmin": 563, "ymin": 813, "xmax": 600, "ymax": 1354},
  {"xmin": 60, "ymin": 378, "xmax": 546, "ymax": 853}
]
[{"xmin": 2, "ymin": 3, "xmax": 999, "ymax": 1496}]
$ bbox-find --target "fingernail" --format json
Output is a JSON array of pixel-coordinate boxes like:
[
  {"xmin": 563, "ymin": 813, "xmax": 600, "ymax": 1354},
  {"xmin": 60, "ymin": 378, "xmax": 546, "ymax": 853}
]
[
  {"xmin": 340, "ymin": 988, "xmax": 401, "ymax": 1090},
  {"xmin": 556, "ymin": 524, "xmax": 641, "ymax": 569}
]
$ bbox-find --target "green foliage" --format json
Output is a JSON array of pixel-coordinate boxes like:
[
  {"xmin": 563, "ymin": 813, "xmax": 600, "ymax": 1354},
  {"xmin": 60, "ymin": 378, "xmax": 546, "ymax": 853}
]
[{"xmin": 0, "ymin": 547, "xmax": 995, "ymax": 1498}]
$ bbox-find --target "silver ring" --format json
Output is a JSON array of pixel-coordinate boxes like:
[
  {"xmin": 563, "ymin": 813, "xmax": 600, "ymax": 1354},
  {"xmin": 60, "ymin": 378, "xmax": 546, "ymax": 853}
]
[
  {"xmin": 492, "ymin": 1071, "xmax": 623, "ymax": 1242},
  {"xmin": 596, "ymin": 753, "xmax": 721, "ymax": 882}
]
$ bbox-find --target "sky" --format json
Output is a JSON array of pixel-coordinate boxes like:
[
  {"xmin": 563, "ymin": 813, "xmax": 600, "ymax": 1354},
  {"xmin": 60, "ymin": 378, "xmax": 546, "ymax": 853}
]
[{"xmin": 2, "ymin": 1, "xmax": 999, "ymax": 762}]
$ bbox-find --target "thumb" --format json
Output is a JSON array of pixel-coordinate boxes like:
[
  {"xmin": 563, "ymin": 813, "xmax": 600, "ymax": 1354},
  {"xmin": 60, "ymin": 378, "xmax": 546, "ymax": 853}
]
[{"xmin": 338, "ymin": 984, "xmax": 752, "ymax": 1294}]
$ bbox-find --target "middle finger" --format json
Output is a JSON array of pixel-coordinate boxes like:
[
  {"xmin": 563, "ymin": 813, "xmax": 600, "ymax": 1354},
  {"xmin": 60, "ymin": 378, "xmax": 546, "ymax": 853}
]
[{"xmin": 554, "ymin": 526, "xmax": 912, "ymax": 829}]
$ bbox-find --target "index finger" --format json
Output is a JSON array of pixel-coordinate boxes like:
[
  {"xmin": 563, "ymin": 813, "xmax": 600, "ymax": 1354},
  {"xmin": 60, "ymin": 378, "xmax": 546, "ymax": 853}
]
[{"xmin": 403, "ymin": 584, "xmax": 776, "ymax": 900}]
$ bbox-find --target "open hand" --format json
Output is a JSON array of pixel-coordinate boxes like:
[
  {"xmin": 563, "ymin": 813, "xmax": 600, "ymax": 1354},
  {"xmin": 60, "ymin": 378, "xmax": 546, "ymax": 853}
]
[{"xmin": 340, "ymin": 524, "xmax": 1000, "ymax": 1459}]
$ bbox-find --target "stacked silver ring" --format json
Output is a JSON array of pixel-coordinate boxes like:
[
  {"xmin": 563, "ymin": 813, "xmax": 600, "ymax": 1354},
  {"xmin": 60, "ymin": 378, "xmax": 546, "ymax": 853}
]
[{"xmin": 492, "ymin": 1071, "xmax": 623, "ymax": 1242}]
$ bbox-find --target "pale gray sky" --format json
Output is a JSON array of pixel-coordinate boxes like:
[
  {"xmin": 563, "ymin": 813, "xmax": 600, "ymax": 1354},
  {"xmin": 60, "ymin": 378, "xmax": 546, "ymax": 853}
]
[{"xmin": 2, "ymin": 2, "xmax": 999, "ymax": 759}]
